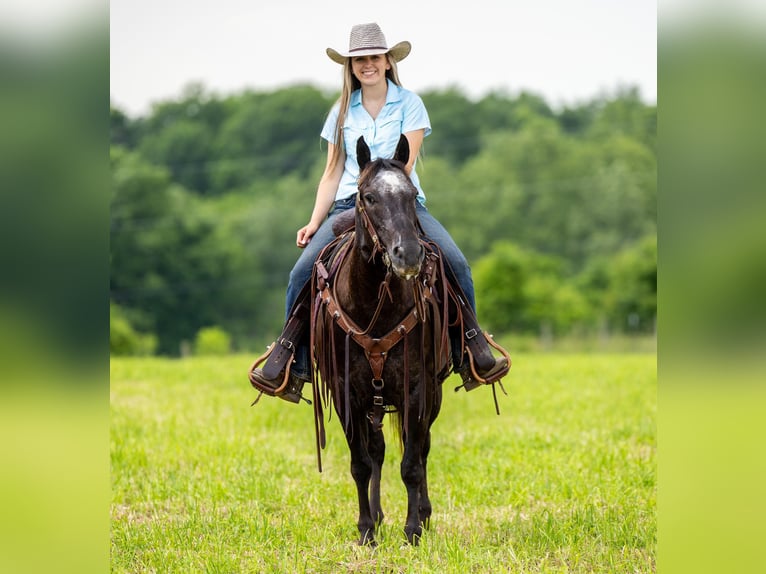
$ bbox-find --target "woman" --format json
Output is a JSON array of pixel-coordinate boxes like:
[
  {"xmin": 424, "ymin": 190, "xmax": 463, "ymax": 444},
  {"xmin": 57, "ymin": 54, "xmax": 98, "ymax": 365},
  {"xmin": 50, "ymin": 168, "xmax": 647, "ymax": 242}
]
[{"xmin": 250, "ymin": 23, "xmax": 508, "ymax": 403}]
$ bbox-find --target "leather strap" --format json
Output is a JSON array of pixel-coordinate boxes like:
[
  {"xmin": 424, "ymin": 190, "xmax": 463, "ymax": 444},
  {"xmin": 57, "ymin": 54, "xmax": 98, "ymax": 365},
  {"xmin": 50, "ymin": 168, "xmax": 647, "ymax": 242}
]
[{"xmin": 319, "ymin": 281, "xmax": 421, "ymax": 381}]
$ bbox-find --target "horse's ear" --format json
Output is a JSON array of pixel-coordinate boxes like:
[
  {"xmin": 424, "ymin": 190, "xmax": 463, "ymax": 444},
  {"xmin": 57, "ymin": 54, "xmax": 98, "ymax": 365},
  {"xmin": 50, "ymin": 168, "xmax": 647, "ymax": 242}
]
[
  {"xmin": 356, "ymin": 137, "xmax": 371, "ymax": 171},
  {"xmin": 393, "ymin": 134, "xmax": 410, "ymax": 165}
]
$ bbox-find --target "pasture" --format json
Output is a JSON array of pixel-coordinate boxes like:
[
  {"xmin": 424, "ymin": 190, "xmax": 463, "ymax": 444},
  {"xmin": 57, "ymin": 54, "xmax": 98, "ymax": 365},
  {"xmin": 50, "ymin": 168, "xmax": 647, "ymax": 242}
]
[{"xmin": 111, "ymin": 351, "xmax": 655, "ymax": 573}]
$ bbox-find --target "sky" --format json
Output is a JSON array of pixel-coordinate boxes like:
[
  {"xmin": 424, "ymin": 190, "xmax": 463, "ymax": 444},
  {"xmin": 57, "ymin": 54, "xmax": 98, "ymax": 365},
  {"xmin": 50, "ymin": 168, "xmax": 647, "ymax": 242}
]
[{"xmin": 110, "ymin": 0, "xmax": 657, "ymax": 117}]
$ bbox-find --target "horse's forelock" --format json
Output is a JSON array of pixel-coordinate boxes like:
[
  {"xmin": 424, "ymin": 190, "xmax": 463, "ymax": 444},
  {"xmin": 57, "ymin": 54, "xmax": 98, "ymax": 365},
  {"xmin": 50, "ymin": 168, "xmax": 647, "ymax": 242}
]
[
  {"xmin": 357, "ymin": 159, "xmax": 385, "ymax": 190},
  {"xmin": 358, "ymin": 158, "xmax": 412, "ymax": 196}
]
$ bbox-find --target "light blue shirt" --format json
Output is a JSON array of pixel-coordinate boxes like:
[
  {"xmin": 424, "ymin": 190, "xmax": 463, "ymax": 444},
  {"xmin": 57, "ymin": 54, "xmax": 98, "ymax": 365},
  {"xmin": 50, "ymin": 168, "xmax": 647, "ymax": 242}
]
[{"xmin": 320, "ymin": 79, "xmax": 431, "ymax": 203}]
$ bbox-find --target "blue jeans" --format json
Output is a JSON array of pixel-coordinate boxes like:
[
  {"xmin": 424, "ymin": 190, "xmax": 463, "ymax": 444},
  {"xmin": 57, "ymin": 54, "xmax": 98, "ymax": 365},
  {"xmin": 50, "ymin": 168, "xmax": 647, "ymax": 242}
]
[{"xmin": 285, "ymin": 197, "xmax": 475, "ymax": 378}]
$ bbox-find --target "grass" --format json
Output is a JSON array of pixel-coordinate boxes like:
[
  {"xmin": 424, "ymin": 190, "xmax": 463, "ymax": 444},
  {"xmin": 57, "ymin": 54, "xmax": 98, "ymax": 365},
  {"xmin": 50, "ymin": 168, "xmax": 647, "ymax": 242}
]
[{"xmin": 111, "ymin": 351, "xmax": 656, "ymax": 573}]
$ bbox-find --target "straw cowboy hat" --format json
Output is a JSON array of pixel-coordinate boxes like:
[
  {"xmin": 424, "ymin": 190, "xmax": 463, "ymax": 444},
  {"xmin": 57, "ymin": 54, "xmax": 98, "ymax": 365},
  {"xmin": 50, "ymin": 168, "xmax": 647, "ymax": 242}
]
[{"xmin": 326, "ymin": 22, "xmax": 411, "ymax": 64}]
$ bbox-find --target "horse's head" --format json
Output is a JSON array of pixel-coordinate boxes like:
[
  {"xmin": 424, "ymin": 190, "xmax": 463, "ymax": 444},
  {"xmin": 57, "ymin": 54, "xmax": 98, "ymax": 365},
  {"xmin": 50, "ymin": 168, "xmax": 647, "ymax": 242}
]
[{"xmin": 355, "ymin": 136, "xmax": 425, "ymax": 280}]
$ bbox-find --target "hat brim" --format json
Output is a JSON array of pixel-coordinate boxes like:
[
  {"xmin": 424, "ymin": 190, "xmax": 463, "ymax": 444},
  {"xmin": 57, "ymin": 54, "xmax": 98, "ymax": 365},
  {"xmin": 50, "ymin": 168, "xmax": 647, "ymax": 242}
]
[{"xmin": 326, "ymin": 40, "xmax": 411, "ymax": 65}]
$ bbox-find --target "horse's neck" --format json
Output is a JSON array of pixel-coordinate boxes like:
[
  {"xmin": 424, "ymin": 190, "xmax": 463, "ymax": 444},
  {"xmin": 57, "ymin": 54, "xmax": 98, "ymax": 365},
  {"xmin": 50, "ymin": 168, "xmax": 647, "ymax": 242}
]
[
  {"xmin": 338, "ymin": 247, "xmax": 413, "ymax": 331},
  {"xmin": 344, "ymin": 248, "xmax": 388, "ymax": 300}
]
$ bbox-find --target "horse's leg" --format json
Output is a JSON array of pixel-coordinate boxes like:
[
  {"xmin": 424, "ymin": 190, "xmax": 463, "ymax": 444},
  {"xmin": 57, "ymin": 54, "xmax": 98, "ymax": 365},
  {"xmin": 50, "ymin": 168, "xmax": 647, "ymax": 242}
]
[
  {"xmin": 418, "ymin": 429, "xmax": 432, "ymax": 529},
  {"xmin": 419, "ymin": 388, "xmax": 442, "ymax": 529},
  {"xmin": 400, "ymin": 416, "xmax": 427, "ymax": 544},
  {"xmin": 346, "ymin": 421, "xmax": 376, "ymax": 546},
  {"xmin": 368, "ymin": 425, "xmax": 386, "ymax": 527}
]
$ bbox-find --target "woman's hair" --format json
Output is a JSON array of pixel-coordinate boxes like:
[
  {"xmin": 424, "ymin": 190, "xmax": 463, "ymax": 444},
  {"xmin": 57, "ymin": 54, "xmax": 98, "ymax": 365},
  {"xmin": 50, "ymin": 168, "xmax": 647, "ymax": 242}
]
[{"xmin": 328, "ymin": 54, "xmax": 403, "ymax": 170}]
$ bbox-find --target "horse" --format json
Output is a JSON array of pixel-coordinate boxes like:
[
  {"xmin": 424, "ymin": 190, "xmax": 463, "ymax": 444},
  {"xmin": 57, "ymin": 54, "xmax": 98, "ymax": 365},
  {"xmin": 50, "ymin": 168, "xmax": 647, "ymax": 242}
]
[{"xmin": 309, "ymin": 135, "xmax": 453, "ymax": 546}]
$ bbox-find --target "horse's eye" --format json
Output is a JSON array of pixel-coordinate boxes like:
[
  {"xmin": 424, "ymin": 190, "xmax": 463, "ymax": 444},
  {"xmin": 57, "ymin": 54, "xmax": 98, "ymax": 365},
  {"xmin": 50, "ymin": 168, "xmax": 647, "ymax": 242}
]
[{"xmin": 364, "ymin": 194, "xmax": 376, "ymax": 205}]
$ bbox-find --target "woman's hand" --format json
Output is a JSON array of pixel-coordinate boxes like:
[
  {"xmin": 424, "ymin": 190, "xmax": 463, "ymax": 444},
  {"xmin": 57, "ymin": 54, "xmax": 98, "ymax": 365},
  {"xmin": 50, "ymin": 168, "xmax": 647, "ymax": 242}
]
[{"xmin": 296, "ymin": 222, "xmax": 319, "ymax": 248}]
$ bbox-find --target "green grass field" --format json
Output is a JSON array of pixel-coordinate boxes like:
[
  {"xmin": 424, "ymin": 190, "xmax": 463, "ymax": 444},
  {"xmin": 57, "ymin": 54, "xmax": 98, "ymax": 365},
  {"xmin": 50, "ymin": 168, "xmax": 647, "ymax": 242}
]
[{"xmin": 111, "ymin": 352, "xmax": 655, "ymax": 573}]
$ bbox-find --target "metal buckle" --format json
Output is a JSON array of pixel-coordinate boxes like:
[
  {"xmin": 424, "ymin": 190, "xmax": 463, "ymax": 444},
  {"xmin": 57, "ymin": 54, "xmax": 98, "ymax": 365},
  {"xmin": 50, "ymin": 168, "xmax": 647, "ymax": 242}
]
[
  {"xmin": 279, "ymin": 338, "xmax": 294, "ymax": 350},
  {"xmin": 372, "ymin": 378, "xmax": 384, "ymax": 406},
  {"xmin": 465, "ymin": 328, "xmax": 478, "ymax": 340}
]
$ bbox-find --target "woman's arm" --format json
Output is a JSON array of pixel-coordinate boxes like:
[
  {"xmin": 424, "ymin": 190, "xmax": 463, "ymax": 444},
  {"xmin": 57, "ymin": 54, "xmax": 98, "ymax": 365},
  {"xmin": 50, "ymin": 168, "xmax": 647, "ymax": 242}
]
[
  {"xmin": 402, "ymin": 129, "xmax": 425, "ymax": 176},
  {"xmin": 296, "ymin": 142, "xmax": 346, "ymax": 247}
]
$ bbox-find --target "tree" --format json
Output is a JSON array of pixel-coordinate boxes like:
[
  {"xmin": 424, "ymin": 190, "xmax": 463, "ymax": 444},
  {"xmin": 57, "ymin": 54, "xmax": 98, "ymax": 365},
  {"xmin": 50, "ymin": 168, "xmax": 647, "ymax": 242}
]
[
  {"xmin": 420, "ymin": 87, "xmax": 481, "ymax": 164},
  {"xmin": 138, "ymin": 118, "xmax": 215, "ymax": 194},
  {"xmin": 132, "ymin": 83, "xmax": 228, "ymax": 195},
  {"xmin": 587, "ymin": 87, "xmax": 657, "ymax": 153},
  {"xmin": 606, "ymin": 234, "xmax": 657, "ymax": 333},
  {"xmin": 473, "ymin": 241, "xmax": 586, "ymax": 336},
  {"xmin": 476, "ymin": 89, "xmax": 555, "ymax": 135},
  {"xmin": 110, "ymin": 147, "xmax": 243, "ymax": 354},
  {"xmin": 110, "ymin": 106, "xmax": 138, "ymax": 148},
  {"xmin": 210, "ymin": 86, "xmax": 331, "ymax": 193}
]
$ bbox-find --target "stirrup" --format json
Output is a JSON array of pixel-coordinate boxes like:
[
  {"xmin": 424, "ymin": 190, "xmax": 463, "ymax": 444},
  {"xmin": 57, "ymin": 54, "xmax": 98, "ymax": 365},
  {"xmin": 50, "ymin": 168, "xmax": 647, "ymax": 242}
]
[
  {"xmin": 248, "ymin": 343, "xmax": 310, "ymax": 405},
  {"xmin": 454, "ymin": 333, "xmax": 511, "ymax": 392}
]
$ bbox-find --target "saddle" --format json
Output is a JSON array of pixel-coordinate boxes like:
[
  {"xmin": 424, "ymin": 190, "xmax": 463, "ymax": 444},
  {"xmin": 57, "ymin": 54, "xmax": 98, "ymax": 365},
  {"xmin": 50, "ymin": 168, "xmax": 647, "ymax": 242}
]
[{"xmin": 331, "ymin": 208, "xmax": 356, "ymax": 236}]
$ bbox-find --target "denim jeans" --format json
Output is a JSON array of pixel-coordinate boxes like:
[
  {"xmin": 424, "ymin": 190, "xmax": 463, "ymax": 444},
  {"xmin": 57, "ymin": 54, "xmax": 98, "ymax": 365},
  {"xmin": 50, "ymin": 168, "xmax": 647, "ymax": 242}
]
[{"xmin": 284, "ymin": 197, "xmax": 475, "ymax": 378}]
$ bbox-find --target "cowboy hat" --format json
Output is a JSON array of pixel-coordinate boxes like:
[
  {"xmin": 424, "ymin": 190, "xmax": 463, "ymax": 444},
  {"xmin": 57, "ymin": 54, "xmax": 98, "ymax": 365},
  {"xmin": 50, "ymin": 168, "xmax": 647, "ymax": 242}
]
[{"xmin": 326, "ymin": 22, "xmax": 411, "ymax": 64}]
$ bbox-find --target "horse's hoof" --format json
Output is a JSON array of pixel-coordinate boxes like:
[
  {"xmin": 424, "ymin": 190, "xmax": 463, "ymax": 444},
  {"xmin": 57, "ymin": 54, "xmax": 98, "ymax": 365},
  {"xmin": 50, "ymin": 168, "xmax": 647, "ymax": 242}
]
[{"xmin": 405, "ymin": 527, "xmax": 422, "ymax": 545}]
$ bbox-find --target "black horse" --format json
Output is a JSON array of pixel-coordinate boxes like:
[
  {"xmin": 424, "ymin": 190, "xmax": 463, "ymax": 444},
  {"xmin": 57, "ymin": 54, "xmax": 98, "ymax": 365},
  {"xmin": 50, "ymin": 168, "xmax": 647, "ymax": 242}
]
[{"xmin": 310, "ymin": 135, "xmax": 452, "ymax": 545}]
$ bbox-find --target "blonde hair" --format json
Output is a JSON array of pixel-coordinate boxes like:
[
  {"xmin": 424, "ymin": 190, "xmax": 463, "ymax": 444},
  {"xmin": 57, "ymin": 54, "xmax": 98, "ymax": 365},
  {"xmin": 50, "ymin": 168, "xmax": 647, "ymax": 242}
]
[{"xmin": 328, "ymin": 54, "xmax": 403, "ymax": 170}]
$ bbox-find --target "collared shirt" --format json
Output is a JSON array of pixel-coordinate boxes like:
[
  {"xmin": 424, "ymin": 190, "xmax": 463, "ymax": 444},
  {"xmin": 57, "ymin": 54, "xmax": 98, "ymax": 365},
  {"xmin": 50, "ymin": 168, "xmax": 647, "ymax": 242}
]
[{"xmin": 320, "ymin": 79, "xmax": 432, "ymax": 203}]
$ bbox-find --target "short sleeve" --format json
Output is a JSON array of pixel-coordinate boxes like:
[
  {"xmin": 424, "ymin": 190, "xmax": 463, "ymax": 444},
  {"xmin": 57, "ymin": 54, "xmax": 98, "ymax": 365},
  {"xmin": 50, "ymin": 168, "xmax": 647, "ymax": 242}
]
[
  {"xmin": 320, "ymin": 103, "xmax": 341, "ymax": 144},
  {"xmin": 401, "ymin": 92, "xmax": 432, "ymax": 138}
]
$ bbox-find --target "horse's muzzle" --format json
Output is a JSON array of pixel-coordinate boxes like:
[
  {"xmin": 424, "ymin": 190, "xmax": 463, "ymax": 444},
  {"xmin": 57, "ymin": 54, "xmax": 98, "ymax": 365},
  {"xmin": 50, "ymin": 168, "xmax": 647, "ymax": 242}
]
[{"xmin": 388, "ymin": 240, "xmax": 425, "ymax": 280}]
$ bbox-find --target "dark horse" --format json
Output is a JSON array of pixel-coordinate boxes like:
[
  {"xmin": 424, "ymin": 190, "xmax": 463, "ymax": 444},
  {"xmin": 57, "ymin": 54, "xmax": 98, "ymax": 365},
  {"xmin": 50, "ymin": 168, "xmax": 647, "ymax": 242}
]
[{"xmin": 309, "ymin": 135, "xmax": 453, "ymax": 546}]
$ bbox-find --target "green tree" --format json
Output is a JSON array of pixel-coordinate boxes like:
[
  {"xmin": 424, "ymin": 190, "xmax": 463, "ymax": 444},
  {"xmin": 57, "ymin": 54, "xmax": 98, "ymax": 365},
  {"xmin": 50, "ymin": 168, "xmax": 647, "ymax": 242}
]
[
  {"xmin": 556, "ymin": 101, "xmax": 600, "ymax": 135},
  {"xmin": 132, "ymin": 83, "xmax": 228, "ymax": 195},
  {"xmin": 137, "ymin": 83, "xmax": 227, "ymax": 139},
  {"xmin": 476, "ymin": 90, "xmax": 555, "ymax": 135},
  {"xmin": 210, "ymin": 86, "xmax": 331, "ymax": 193},
  {"xmin": 474, "ymin": 241, "xmax": 585, "ymax": 335},
  {"xmin": 420, "ymin": 87, "xmax": 481, "ymax": 164},
  {"xmin": 138, "ymin": 118, "xmax": 215, "ymax": 194},
  {"xmin": 424, "ymin": 132, "xmax": 525, "ymax": 263},
  {"xmin": 111, "ymin": 147, "xmax": 242, "ymax": 354},
  {"xmin": 606, "ymin": 234, "xmax": 657, "ymax": 333},
  {"xmin": 587, "ymin": 87, "xmax": 657, "ymax": 153},
  {"xmin": 110, "ymin": 105, "xmax": 138, "ymax": 148}
]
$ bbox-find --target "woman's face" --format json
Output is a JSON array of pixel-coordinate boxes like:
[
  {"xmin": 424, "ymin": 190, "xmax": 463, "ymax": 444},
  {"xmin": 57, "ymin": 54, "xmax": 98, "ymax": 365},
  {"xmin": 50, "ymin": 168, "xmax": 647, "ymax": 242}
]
[{"xmin": 351, "ymin": 54, "xmax": 391, "ymax": 86}]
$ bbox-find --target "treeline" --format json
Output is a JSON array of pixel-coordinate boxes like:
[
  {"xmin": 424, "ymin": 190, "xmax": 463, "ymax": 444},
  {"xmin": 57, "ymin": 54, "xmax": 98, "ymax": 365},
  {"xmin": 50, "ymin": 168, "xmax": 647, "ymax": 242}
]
[{"xmin": 110, "ymin": 83, "xmax": 656, "ymax": 355}]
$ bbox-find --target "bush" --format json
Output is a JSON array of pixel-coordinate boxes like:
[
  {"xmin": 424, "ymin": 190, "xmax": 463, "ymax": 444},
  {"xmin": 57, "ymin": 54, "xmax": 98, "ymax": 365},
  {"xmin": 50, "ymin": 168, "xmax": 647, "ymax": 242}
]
[
  {"xmin": 193, "ymin": 326, "xmax": 231, "ymax": 356},
  {"xmin": 110, "ymin": 303, "xmax": 157, "ymax": 356}
]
